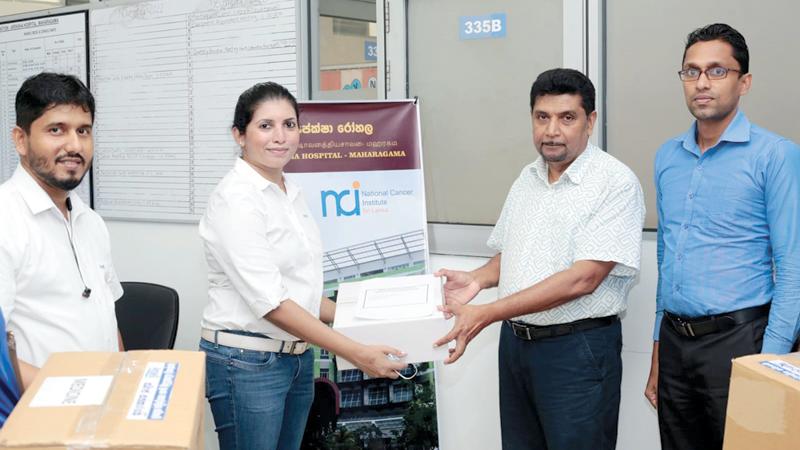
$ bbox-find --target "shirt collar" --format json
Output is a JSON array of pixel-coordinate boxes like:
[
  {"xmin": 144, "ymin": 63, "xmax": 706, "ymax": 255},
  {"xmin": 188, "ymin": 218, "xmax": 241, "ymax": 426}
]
[
  {"xmin": 233, "ymin": 157, "xmax": 300, "ymax": 200},
  {"xmin": 532, "ymin": 143, "xmax": 596, "ymax": 185},
  {"xmin": 680, "ymin": 109, "xmax": 751, "ymax": 154},
  {"xmin": 67, "ymin": 191, "xmax": 88, "ymax": 217},
  {"xmin": 11, "ymin": 164, "xmax": 85, "ymax": 217}
]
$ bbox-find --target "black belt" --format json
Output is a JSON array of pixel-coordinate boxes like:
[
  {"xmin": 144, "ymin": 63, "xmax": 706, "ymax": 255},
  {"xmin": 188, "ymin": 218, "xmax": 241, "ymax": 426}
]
[
  {"xmin": 506, "ymin": 315, "xmax": 618, "ymax": 341},
  {"xmin": 664, "ymin": 303, "xmax": 770, "ymax": 338}
]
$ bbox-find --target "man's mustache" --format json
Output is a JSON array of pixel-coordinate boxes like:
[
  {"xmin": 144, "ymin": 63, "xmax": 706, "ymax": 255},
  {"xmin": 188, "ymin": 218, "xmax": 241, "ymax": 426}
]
[{"xmin": 55, "ymin": 152, "xmax": 86, "ymax": 164}]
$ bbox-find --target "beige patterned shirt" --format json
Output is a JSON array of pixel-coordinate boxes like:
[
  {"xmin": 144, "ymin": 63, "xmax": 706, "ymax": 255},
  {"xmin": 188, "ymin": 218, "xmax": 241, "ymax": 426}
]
[{"xmin": 488, "ymin": 144, "xmax": 645, "ymax": 325}]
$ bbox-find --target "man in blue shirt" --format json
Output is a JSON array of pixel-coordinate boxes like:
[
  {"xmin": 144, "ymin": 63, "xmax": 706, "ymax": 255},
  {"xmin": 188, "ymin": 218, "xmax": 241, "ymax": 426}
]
[
  {"xmin": 644, "ymin": 23, "xmax": 800, "ymax": 450},
  {"xmin": 0, "ymin": 317, "xmax": 20, "ymax": 427}
]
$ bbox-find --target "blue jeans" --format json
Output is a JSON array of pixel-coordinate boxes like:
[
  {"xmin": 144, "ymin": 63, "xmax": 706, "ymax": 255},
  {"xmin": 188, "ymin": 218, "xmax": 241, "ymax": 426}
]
[
  {"xmin": 498, "ymin": 319, "xmax": 622, "ymax": 450},
  {"xmin": 200, "ymin": 338, "xmax": 314, "ymax": 450}
]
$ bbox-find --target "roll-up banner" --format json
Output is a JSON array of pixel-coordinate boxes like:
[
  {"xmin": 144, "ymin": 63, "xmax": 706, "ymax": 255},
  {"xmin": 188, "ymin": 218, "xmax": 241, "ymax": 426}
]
[{"xmin": 287, "ymin": 100, "xmax": 439, "ymax": 449}]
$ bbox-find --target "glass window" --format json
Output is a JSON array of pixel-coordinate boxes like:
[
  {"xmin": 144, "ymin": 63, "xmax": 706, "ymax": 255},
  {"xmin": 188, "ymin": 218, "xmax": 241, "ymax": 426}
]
[
  {"xmin": 319, "ymin": 16, "xmax": 377, "ymax": 95},
  {"xmin": 310, "ymin": 0, "xmax": 377, "ymax": 100},
  {"xmin": 339, "ymin": 369, "xmax": 363, "ymax": 383},
  {"xmin": 392, "ymin": 383, "xmax": 413, "ymax": 403},
  {"xmin": 365, "ymin": 385, "xmax": 388, "ymax": 406},
  {"xmin": 341, "ymin": 388, "xmax": 362, "ymax": 408}
]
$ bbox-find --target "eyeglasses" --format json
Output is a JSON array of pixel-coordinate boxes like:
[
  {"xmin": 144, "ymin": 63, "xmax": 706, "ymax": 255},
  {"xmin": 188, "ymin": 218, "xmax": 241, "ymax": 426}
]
[{"xmin": 678, "ymin": 66, "xmax": 742, "ymax": 81}]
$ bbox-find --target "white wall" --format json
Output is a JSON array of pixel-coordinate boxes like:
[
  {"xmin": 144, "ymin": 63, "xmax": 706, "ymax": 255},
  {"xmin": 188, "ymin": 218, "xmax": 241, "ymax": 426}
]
[
  {"xmin": 0, "ymin": 1, "xmax": 64, "ymax": 18},
  {"xmin": 106, "ymin": 221, "xmax": 207, "ymax": 351},
  {"xmin": 106, "ymin": 221, "xmax": 660, "ymax": 449},
  {"xmin": 618, "ymin": 233, "xmax": 661, "ymax": 450}
]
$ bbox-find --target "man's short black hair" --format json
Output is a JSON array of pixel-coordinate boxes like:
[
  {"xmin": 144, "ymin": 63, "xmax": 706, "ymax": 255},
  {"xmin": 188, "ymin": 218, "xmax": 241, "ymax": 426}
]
[
  {"xmin": 683, "ymin": 23, "xmax": 749, "ymax": 74},
  {"xmin": 15, "ymin": 72, "xmax": 95, "ymax": 133},
  {"xmin": 529, "ymin": 68, "xmax": 595, "ymax": 116}
]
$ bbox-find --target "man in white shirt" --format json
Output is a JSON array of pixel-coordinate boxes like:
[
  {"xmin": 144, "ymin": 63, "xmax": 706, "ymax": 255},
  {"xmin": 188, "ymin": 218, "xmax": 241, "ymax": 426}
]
[
  {"xmin": 0, "ymin": 73, "xmax": 124, "ymax": 387},
  {"xmin": 434, "ymin": 69, "xmax": 645, "ymax": 450}
]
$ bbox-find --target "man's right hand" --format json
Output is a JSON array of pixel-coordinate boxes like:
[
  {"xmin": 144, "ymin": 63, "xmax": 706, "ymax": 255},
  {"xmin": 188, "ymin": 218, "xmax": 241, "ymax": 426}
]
[
  {"xmin": 351, "ymin": 344, "xmax": 407, "ymax": 379},
  {"xmin": 645, "ymin": 341, "xmax": 659, "ymax": 409},
  {"xmin": 434, "ymin": 268, "xmax": 482, "ymax": 318}
]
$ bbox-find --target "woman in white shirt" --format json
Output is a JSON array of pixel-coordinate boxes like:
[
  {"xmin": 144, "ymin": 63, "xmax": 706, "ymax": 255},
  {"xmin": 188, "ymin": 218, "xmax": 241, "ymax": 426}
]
[{"xmin": 199, "ymin": 82, "xmax": 406, "ymax": 450}]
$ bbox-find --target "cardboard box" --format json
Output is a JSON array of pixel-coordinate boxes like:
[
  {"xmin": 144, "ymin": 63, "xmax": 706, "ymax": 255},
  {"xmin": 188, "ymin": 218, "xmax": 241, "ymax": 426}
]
[
  {"xmin": 723, "ymin": 353, "xmax": 800, "ymax": 450},
  {"xmin": 333, "ymin": 274, "xmax": 451, "ymax": 370},
  {"xmin": 0, "ymin": 350, "xmax": 205, "ymax": 450}
]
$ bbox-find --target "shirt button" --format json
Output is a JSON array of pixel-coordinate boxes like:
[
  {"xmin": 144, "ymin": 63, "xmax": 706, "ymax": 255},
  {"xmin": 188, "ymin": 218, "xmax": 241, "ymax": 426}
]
[
  {"xmin": 676, "ymin": 254, "xmax": 683, "ymax": 261},
  {"xmin": 697, "ymin": 166, "xmax": 703, "ymax": 171},
  {"xmin": 688, "ymin": 193, "xmax": 694, "ymax": 199},
  {"xmin": 675, "ymin": 285, "xmax": 681, "ymax": 292},
  {"xmin": 682, "ymin": 224, "xmax": 689, "ymax": 230}
]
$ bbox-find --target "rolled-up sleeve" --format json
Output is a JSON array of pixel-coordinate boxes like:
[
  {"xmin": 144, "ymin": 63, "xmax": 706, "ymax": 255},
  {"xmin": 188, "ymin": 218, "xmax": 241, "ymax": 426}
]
[{"xmin": 99, "ymin": 222, "xmax": 124, "ymax": 301}]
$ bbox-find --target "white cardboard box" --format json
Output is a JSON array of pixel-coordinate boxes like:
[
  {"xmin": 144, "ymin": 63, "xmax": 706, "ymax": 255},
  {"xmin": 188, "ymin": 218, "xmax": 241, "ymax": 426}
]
[{"xmin": 333, "ymin": 274, "xmax": 451, "ymax": 370}]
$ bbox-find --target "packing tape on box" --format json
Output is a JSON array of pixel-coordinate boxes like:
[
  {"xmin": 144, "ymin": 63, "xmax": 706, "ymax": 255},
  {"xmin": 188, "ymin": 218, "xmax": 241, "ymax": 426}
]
[
  {"xmin": 68, "ymin": 353, "xmax": 143, "ymax": 447},
  {"xmin": 727, "ymin": 377, "xmax": 787, "ymax": 434}
]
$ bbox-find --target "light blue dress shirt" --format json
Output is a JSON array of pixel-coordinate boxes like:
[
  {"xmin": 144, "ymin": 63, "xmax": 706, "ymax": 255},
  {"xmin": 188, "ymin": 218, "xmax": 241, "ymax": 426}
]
[
  {"xmin": 0, "ymin": 312, "xmax": 19, "ymax": 426},
  {"xmin": 654, "ymin": 110, "xmax": 800, "ymax": 353}
]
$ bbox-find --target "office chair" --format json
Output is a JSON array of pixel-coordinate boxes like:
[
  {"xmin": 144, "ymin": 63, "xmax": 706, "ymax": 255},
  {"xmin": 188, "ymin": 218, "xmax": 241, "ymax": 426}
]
[{"xmin": 115, "ymin": 282, "xmax": 179, "ymax": 350}]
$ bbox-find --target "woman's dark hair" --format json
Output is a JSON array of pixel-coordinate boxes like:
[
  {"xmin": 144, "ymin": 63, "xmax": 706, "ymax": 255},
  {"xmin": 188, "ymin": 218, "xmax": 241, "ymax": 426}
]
[{"xmin": 232, "ymin": 82, "xmax": 299, "ymax": 134}]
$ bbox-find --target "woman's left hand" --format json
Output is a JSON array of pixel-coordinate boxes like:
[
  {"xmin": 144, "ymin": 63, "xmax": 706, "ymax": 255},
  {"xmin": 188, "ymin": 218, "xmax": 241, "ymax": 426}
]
[{"xmin": 351, "ymin": 344, "xmax": 407, "ymax": 379}]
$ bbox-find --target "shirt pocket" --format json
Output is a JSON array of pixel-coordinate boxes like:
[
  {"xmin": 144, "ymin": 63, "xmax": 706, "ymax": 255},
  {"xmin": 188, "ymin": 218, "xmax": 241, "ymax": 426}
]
[
  {"xmin": 700, "ymin": 185, "xmax": 763, "ymax": 237},
  {"xmin": 230, "ymin": 349, "xmax": 278, "ymax": 372}
]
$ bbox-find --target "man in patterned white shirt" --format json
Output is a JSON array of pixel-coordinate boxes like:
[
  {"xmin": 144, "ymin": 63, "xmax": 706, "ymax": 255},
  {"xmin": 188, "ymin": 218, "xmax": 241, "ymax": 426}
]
[{"xmin": 434, "ymin": 68, "xmax": 644, "ymax": 450}]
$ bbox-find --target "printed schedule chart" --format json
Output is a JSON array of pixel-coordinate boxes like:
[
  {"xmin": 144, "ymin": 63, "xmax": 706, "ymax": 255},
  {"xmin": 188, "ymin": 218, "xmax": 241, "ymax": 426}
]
[
  {"xmin": 0, "ymin": 12, "xmax": 91, "ymax": 204},
  {"xmin": 90, "ymin": 0, "xmax": 297, "ymax": 222}
]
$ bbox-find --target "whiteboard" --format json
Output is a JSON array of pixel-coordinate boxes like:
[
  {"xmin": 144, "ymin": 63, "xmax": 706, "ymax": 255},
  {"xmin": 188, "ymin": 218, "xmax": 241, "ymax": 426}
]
[
  {"xmin": 90, "ymin": 0, "xmax": 297, "ymax": 222},
  {"xmin": 0, "ymin": 12, "xmax": 91, "ymax": 205}
]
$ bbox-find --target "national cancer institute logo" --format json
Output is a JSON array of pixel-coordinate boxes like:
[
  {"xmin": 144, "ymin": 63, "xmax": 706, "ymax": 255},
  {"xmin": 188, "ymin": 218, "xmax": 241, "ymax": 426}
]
[
  {"xmin": 321, "ymin": 181, "xmax": 361, "ymax": 217},
  {"xmin": 321, "ymin": 181, "xmax": 412, "ymax": 217}
]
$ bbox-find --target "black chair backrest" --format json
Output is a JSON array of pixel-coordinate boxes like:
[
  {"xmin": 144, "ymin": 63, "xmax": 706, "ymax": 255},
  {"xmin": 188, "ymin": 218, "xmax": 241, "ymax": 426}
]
[{"xmin": 115, "ymin": 282, "xmax": 179, "ymax": 350}]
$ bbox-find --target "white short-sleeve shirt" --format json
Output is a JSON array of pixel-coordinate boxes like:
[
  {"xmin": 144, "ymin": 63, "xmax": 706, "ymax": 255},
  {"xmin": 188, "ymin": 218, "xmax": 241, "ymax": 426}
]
[
  {"xmin": 199, "ymin": 158, "xmax": 324, "ymax": 341},
  {"xmin": 488, "ymin": 144, "xmax": 645, "ymax": 325},
  {"xmin": 0, "ymin": 166, "xmax": 123, "ymax": 367}
]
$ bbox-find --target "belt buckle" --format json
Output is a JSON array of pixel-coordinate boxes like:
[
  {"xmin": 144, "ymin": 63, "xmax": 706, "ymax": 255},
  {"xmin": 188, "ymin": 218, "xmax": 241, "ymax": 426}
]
[
  {"xmin": 285, "ymin": 341, "xmax": 297, "ymax": 354},
  {"xmin": 511, "ymin": 322, "xmax": 532, "ymax": 340},
  {"xmin": 676, "ymin": 318, "xmax": 696, "ymax": 337}
]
